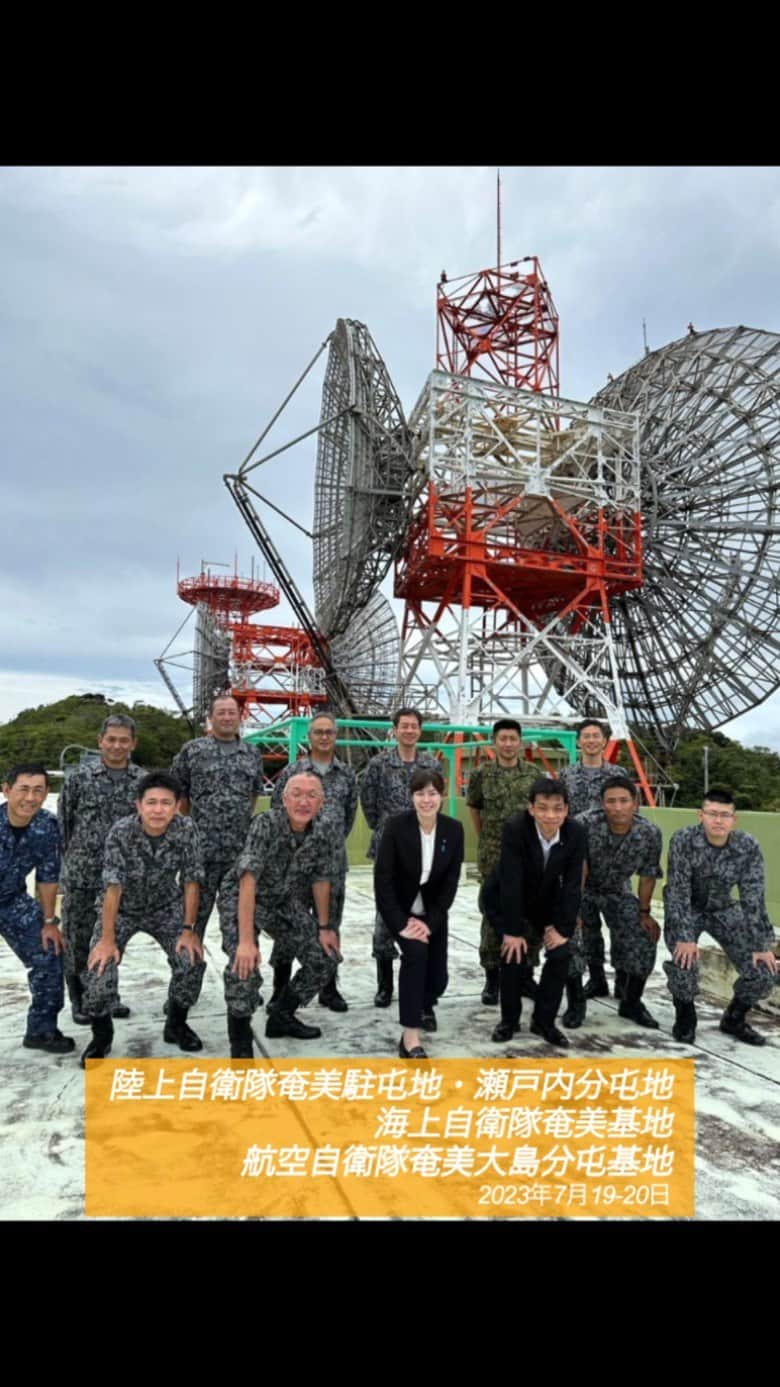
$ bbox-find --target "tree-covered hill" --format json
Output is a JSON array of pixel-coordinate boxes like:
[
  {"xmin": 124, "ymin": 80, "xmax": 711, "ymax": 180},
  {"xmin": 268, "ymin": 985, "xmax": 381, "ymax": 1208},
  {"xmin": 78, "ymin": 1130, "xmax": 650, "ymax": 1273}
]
[{"xmin": 0, "ymin": 694, "xmax": 193, "ymax": 774}]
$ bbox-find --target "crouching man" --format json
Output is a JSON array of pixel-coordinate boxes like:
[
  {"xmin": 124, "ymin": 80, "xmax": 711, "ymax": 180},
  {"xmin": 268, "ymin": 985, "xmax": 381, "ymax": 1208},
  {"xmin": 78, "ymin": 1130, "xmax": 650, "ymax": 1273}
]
[
  {"xmin": 482, "ymin": 777, "xmax": 585, "ymax": 1050},
  {"xmin": 218, "ymin": 771, "xmax": 341, "ymax": 1058},
  {"xmin": 1, "ymin": 763, "xmax": 74, "ymax": 1055},
  {"xmin": 664, "ymin": 788, "xmax": 777, "ymax": 1046},
  {"xmin": 80, "ymin": 772, "xmax": 205, "ymax": 1064}
]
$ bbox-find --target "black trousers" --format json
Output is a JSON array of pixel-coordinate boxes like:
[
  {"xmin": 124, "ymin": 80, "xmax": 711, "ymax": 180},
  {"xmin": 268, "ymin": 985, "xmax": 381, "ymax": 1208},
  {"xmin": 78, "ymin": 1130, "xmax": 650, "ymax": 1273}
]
[
  {"xmin": 397, "ymin": 919, "xmax": 449, "ymax": 1028},
  {"xmin": 500, "ymin": 938, "xmax": 571, "ymax": 1029}
]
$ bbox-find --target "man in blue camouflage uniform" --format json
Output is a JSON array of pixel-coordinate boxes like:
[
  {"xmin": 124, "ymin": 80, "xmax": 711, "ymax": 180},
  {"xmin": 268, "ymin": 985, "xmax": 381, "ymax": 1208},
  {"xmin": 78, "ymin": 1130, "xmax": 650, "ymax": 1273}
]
[
  {"xmin": 0, "ymin": 764, "xmax": 74, "ymax": 1054},
  {"xmin": 80, "ymin": 771, "xmax": 206, "ymax": 1064},
  {"xmin": 664, "ymin": 788, "xmax": 777, "ymax": 1046},
  {"xmin": 558, "ymin": 719, "xmax": 631, "ymax": 1000},
  {"xmin": 467, "ymin": 719, "xmax": 539, "ymax": 1006},
  {"xmin": 218, "ymin": 771, "xmax": 341, "ymax": 1057},
  {"xmin": 271, "ymin": 711, "xmax": 357, "ymax": 1013},
  {"xmin": 359, "ymin": 708, "xmax": 440, "ymax": 1016},
  {"xmin": 564, "ymin": 776, "xmax": 663, "ymax": 1031},
  {"xmin": 58, "ymin": 713, "xmax": 144, "ymax": 1025},
  {"xmin": 171, "ymin": 693, "xmax": 264, "ymax": 1004}
]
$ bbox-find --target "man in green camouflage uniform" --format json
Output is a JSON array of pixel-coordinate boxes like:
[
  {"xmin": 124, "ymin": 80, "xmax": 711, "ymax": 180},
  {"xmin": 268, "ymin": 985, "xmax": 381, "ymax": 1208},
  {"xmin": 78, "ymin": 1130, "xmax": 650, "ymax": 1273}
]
[
  {"xmin": 171, "ymin": 694, "xmax": 264, "ymax": 1005},
  {"xmin": 558, "ymin": 719, "xmax": 631, "ymax": 1000},
  {"xmin": 80, "ymin": 771, "xmax": 206, "ymax": 1065},
  {"xmin": 664, "ymin": 788, "xmax": 777, "ymax": 1047},
  {"xmin": 564, "ymin": 777, "xmax": 663, "ymax": 1032},
  {"xmin": 359, "ymin": 708, "xmax": 439, "ymax": 1013},
  {"xmin": 218, "ymin": 771, "xmax": 341, "ymax": 1057},
  {"xmin": 467, "ymin": 719, "xmax": 538, "ymax": 1005},
  {"xmin": 272, "ymin": 711, "xmax": 357, "ymax": 1013},
  {"xmin": 58, "ymin": 714, "xmax": 145, "ymax": 1025}
]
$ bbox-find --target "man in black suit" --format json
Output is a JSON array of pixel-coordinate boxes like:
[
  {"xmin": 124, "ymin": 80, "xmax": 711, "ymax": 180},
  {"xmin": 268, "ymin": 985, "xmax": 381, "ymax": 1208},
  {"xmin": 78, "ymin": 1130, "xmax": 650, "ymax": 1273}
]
[{"xmin": 482, "ymin": 776, "xmax": 586, "ymax": 1049}]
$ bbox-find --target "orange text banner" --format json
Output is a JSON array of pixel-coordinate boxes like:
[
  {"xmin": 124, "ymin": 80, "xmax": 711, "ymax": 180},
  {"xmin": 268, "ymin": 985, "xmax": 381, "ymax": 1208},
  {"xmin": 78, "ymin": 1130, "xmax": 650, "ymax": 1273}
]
[{"xmin": 85, "ymin": 1057, "xmax": 695, "ymax": 1219}]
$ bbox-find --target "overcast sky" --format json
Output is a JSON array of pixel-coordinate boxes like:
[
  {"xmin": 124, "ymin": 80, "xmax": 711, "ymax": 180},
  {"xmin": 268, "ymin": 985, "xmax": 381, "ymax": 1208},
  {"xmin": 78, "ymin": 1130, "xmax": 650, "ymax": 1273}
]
[{"xmin": 3, "ymin": 165, "xmax": 780, "ymax": 750}]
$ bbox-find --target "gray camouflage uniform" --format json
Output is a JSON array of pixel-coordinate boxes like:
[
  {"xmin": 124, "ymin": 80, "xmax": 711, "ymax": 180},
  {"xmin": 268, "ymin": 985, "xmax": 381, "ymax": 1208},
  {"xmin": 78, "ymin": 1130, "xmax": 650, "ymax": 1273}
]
[
  {"xmin": 82, "ymin": 813, "xmax": 206, "ymax": 1017},
  {"xmin": 218, "ymin": 807, "xmax": 340, "ymax": 1018},
  {"xmin": 57, "ymin": 757, "xmax": 146, "ymax": 987},
  {"xmin": 559, "ymin": 761, "xmax": 631, "ymax": 979},
  {"xmin": 579, "ymin": 809, "xmax": 663, "ymax": 979},
  {"xmin": 557, "ymin": 760, "xmax": 631, "ymax": 817},
  {"xmin": 170, "ymin": 735, "xmax": 264, "ymax": 942},
  {"xmin": 663, "ymin": 824, "xmax": 776, "ymax": 1006},
  {"xmin": 272, "ymin": 755, "xmax": 357, "ymax": 930},
  {"xmin": 359, "ymin": 746, "xmax": 440, "ymax": 961}
]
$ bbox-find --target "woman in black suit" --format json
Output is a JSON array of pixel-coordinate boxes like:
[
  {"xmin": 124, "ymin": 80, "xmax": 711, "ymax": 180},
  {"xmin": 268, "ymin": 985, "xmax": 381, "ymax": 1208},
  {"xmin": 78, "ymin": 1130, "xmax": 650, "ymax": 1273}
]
[{"xmin": 374, "ymin": 767, "xmax": 464, "ymax": 1058}]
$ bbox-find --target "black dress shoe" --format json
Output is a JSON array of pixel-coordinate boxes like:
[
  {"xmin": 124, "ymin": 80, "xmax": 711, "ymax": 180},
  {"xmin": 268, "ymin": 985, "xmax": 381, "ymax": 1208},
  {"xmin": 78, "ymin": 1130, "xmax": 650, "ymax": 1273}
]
[
  {"xmin": 562, "ymin": 977, "xmax": 586, "ymax": 1028},
  {"xmin": 79, "ymin": 1016, "xmax": 114, "ymax": 1068},
  {"xmin": 420, "ymin": 1008, "xmax": 437, "ymax": 1032},
  {"xmin": 23, "ymin": 1029, "xmax": 75, "ymax": 1055},
  {"xmin": 530, "ymin": 1019, "xmax": 570, "ymax": 1048},
  {"xmin": 491, "ymin": 1020, "xmax": 517, "ymax": 1042},
  {"xmin": 111, "ymin": 1001, "xmax": 131, "ymax": 1019},
  {"xmin": 399, "ymin": 1039, "xmax": 427, "ymax": 1058}
]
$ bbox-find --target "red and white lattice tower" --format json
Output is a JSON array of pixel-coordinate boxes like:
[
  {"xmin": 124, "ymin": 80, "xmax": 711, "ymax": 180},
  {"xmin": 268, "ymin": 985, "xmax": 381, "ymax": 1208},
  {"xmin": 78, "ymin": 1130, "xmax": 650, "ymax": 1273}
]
[
  {"xmin": 396, "ymin": 255, "xmax": 652, "ymax": 792},
  {"xmin": 177, "ymin": 569, "xmax": 327, "ymax": 723}
]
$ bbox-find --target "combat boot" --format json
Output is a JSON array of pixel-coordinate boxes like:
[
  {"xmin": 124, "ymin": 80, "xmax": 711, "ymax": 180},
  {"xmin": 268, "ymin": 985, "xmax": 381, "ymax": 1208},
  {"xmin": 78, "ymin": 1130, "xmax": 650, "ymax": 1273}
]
[
  {"xmin": 618, "ymin": 975, "xmax": 659, "ymax": 1028},
  {"xmin": 613, "ymin": 969, "xmax": 628, "ymax": 1000},
  {"xmin": 111, "ymin": 998, "xmax": 131, "ymax": 1019},
  {"xmin": 80, "ymin": 1015, "xmax": 114, "ymax": 1067},
  {"xmin": 562, "ymin": 976, "xmax": 587, "ymax": 1028},
  {"xmin": 672, "ymin": 999, "xmax": 697, "ymax": 1043},
  {"xmin": 227, "ymin": 1012, "xmax": 254, "ymax": 1059},
  {"xmin": 719, "ymin": 998, "xmax": 766, "ymax": 1046},
  {"xmin": 23, "ymin": 1028, "xmax": 75, "ymax": 1055},
  {"xmin": 481, "ymin": 967, "xmax": 500, "ymax": 1006},
  {"xmin": 265, "ymin": 985, "xmax": 322, "ymax": 1040},
  {"xmin": 270, "ymin": 961, "xmax": 292, "ymax": 1008},
  {"xmin": 583, "ymin": 963, "xmax": 609, "ymax": 999},
  {"xmin": 67, "ymin": 975, "xmax": 91, "ymax": 1026},
  {"xmin": 164, "ymin": 1001, "xmax": 203, "ymax": 1052},
  {"xmin": 374, "ymin": 959, "xmax": 393, "ymax": 1008},
  {"xmin": 318, "ymin": 969, "xmax": 348, "ymax": 1012}
]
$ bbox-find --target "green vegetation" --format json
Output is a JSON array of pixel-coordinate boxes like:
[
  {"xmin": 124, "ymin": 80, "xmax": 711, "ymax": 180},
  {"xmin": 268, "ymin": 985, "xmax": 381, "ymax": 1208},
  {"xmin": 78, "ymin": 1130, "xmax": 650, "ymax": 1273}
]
[
  {"xmin": 661, "ymin": 729, "xmax": 780, "ymax": 811},
  {"xmin": 0, "ymin": 694, "xmax": 193, "ymax": 775}
]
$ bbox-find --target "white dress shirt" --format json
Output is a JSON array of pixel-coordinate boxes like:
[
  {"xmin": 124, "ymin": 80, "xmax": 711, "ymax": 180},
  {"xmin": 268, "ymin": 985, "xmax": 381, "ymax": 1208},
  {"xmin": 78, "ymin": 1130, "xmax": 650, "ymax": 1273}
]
[
  {"xmin": 411, "ymin": 824, "xmax": 436, "ymax": 916},
  {"xmin": 536, "ymin": 824, "xmax": 560, "ymax": 865}
]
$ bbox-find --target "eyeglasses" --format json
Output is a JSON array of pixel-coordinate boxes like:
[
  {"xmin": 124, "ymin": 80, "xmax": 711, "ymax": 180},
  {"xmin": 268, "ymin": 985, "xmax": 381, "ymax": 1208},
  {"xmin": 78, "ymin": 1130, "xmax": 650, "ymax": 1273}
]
[
  {"xmin": 310, "ymin": 729, "xmax": 335, "ymax": 736},
  {"xmin": 701, "ymin": 810, "xmax": 734, "ymax": 821}
]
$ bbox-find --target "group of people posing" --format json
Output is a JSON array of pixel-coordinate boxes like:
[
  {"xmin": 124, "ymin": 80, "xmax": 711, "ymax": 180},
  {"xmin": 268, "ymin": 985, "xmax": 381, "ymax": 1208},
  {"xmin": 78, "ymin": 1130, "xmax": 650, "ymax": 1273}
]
[{"xmin": 0, "ymin": 700, "xmax": 776, "ymax": 1065}]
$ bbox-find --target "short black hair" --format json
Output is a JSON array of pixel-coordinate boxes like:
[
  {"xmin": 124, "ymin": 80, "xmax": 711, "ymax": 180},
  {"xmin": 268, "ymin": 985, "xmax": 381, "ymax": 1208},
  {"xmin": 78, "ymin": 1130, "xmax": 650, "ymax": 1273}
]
[
  {"xmin": 4, "ymin": 762, "xmax": 49, "ymax": 789},
  {"xmin": 529, "ymin": 776, "xmax": 569, "ymax": 805},
  {"xmin": 577, "ymin": 719, "xmax": 607, "ymax": 739},
  {"xmin": 136, "ymin": 771, "xmax": 182, "ymax": 801},
  {"xmin": 410, "ymin": 767, "xmax": 445, "ymax": 795},
  {"xmin": 209, "ymin": 692, "xmax": 239, "ymax": 714},
  {"xmin": 492, "ymin": 718, "xmax": 522, "ymax": 739},
  {"xmin": 392, "ymin": 707, "xmax": 423, "ymax": 729},
  {"xmin": 702, "ymin": 787, "xmax": 735, "ymax": 808},
  {"xmin": 601, "ymin": 775, "xmax": 637, "ymax": 799}
]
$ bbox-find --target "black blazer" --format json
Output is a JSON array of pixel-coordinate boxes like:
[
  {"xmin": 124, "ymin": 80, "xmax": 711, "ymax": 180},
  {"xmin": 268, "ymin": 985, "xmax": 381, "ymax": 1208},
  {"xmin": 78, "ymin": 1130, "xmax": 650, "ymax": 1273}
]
[
  {"xmin": 482, "ymin": 811, "xmax": 585, "ymax": 941},
  {"xmin": 374, "ymin": 810, "xmax": 464, "ymax": 938}
]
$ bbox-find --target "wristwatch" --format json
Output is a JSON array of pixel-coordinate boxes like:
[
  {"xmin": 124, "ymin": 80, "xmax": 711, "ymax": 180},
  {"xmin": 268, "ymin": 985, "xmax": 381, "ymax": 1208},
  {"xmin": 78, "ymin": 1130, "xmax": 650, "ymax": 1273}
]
[{"xmin": 43, "ymin": 915, "xmax": 60, "ymax": 926}]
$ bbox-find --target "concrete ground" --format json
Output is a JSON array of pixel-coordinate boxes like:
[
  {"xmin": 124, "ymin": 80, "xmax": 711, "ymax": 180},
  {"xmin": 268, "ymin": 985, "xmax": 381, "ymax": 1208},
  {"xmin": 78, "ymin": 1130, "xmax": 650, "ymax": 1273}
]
[{"xmin": 1, "ymin": 863, "xmax": 778, "ymax": 1221}]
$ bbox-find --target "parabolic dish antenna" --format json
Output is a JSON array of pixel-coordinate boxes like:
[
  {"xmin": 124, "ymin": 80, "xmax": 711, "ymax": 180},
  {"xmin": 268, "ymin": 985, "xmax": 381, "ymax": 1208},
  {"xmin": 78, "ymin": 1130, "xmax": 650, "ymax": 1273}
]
[{"xmin": 584, "ymin": 326, "xmax": 780, "ymax": 748}]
